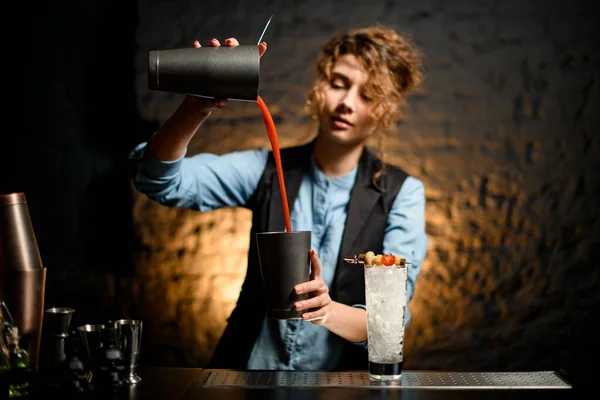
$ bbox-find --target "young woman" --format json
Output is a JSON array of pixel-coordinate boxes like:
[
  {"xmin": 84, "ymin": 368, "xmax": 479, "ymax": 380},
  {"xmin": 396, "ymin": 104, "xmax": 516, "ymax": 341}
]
[{"xmin": 129, "ymin": 25, "xmax": 427, "ymax": 371}]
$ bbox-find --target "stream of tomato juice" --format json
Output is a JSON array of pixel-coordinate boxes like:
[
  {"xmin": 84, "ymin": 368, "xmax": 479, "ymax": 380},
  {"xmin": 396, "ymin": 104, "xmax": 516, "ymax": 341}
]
[{"xmin": 257, "ymin": 95, "xmax": 292, "ymax": 233}]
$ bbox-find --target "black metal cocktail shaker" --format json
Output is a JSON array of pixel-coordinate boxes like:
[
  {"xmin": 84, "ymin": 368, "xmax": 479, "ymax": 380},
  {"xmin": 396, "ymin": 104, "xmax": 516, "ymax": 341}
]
[{"xmin": 147, "ymin": 45, "xmax": 260, "ymax": 101}]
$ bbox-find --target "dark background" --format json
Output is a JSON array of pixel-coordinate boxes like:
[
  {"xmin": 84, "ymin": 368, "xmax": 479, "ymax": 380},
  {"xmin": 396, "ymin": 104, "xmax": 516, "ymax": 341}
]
[{"xmin": 3, "ymin": 0, "xmax": 599, "ymax": 391}]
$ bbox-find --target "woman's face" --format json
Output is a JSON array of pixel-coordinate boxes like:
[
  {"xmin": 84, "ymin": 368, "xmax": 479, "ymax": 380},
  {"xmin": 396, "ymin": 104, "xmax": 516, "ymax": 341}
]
[{"xmin": 317, "ymin": 54, "xmax": 375, "ymax": 146}]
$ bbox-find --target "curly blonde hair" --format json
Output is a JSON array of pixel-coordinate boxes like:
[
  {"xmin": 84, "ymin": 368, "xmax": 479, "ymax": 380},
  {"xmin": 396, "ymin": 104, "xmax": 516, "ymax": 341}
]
[
  {"xmin": 305, "ymin": 25, "xmax": 424, "ymax": 187},
  {"xmin": 306, "ymin": 25, "xmax": 424, "ymax": 130}
]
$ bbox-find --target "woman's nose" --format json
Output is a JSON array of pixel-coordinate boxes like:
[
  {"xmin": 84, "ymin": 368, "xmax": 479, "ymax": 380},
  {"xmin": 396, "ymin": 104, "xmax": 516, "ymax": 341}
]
[{"xmin": 338, "ymin": 90, "xmax": 358, "ymax": 113}]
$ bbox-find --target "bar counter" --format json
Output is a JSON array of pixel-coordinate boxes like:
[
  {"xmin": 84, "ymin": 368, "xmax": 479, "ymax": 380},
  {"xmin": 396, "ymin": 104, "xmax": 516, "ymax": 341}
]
[{"xmin": 29, "ymin": 368, "xmax": 575, "ymax": 399}]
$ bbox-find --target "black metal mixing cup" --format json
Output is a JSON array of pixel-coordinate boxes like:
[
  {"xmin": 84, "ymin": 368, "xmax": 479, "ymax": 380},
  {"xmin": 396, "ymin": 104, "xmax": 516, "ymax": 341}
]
[
  {"xmin": 256, "ymin": 231, "xmax": 311, "ymax": 320},
  {"xmin": 147, "ymin": 45, "xmax": 260, "ymax": 101}
]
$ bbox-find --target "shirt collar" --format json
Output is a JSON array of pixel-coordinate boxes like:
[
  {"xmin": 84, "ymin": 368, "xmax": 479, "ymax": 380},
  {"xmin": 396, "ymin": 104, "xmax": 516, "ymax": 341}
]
[{"xmin": 310, "ymin": 155, "xmax": 358, "ymax": 190}]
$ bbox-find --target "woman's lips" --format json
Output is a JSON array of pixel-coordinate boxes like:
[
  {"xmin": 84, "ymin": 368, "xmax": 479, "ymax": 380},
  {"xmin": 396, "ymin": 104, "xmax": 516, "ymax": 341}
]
[{"xmin": 331, "ymin": 116, "xmax": 353, "ymax": 129}]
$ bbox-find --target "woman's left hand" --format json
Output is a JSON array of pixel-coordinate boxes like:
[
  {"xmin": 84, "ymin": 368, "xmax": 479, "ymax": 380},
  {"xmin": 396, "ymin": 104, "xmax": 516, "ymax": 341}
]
[{"xmin": 294, "ymin": 250, "xmax": 332, "ymax": 324}]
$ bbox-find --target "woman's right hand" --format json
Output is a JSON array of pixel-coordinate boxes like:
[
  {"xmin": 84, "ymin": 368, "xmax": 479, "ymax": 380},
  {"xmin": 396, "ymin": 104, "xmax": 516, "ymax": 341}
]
[{"xmin": 185, "ymin": 38, "xmax": 268, "ymax": 113}]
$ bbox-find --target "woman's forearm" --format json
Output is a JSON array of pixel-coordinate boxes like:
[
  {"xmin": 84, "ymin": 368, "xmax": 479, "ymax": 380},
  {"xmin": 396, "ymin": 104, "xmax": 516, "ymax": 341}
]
[
  {"xmin": 148, "ymin": 97, "xmax": 213, "ymax": 161},
  {"xmin": 320, "ymin": 301, "xmax": 367, "ymax": 343}
]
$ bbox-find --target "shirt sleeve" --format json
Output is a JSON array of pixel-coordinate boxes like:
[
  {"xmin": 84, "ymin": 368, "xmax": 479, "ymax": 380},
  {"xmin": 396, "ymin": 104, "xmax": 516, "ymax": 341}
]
[
  {"xmin": 350, "ymin": 304, "xmax": 368, "ymax": 348},
  {"xmin": 347, "ymin": 177, "xmax": 427, "ymax": 347},
  {"xmin": 128, "ymin": 140, "xmax": 269, "ymax": 211},
  {"xmin": 350, "ymin": 176, "xmax": 428, "ymax": 332},
  {"xmin": 382, "ymin": 176, "xmax": 428, "ymax": 323}
]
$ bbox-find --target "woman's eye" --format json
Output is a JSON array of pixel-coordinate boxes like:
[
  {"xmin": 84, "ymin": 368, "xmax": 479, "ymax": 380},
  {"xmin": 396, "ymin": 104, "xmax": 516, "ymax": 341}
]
[
  {"xmin": 330, "ymin": 80, "xmax": 345, "ymax": 89},
  {"xmin": 361, "ymin": 93, "xmax": 373, "ymax": 102}
]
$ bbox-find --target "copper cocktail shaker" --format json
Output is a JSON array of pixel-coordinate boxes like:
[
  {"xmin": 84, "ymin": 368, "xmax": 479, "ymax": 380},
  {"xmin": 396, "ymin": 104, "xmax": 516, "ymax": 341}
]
[{"xmin": 0, "ymin": 192, "xmax": 47, "ymax": 375}]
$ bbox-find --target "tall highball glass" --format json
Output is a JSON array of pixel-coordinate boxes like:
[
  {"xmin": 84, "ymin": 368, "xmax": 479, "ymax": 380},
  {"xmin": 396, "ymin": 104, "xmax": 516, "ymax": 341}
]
[{"xmin": 364, "ymin": 262, "xmax": 408, "ymax": 382}]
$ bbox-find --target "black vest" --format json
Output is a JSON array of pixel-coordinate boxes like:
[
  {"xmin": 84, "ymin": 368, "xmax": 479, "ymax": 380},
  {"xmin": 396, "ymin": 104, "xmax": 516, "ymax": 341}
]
[{"xmin": 208, "ymin": 141, "xmax": 408, "ymax": 370}]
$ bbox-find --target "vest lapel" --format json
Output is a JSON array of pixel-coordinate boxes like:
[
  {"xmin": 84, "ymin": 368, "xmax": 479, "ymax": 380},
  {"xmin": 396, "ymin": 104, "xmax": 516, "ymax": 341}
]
[
  {"xmin": 333, "ymin": 149, "xmax": 382, "ymax": 304},
  {"xmin": 338, "ymin": 150, "xmax": 382, "ymax": 259}
]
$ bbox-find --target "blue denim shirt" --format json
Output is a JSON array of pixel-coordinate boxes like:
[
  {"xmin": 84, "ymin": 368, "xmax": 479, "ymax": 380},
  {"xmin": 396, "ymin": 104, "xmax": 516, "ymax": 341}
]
[{"xmin": 129, "ymin": 143, "xmax": 428, "ymax": 371}]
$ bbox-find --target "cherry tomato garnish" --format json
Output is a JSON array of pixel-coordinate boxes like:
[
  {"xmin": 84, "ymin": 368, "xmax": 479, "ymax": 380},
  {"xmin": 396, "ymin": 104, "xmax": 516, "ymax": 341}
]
[{"xmin": 381, "ymin": 254, "xmax": 396, "ymax": 266}]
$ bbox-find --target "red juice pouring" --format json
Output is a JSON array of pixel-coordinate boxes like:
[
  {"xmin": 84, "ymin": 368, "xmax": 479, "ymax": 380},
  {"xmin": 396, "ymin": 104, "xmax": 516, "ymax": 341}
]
[{"xmin": 257, "ymin": 96, "xmax": 292, "ymax": 232}]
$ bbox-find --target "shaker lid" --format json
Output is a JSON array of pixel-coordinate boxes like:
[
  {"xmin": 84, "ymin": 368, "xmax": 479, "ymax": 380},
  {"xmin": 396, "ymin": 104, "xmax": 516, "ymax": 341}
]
[{"xmin": 0, "ymin": 192, "xmax": 27, "ymax": 206}]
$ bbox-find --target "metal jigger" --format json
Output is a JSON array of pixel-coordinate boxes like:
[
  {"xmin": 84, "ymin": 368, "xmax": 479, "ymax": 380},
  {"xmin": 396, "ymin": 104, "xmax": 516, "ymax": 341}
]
[
  {"xmin": 42, "ymin": 307, "xmax": 75, "ymax": 340},
  {"xmin": 0, "ymin": 192, "xmax": 47, "ymax": 375},
  {"xmin": 39, "ymin": 307, "xmax": 75, "ymax": 384}
]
